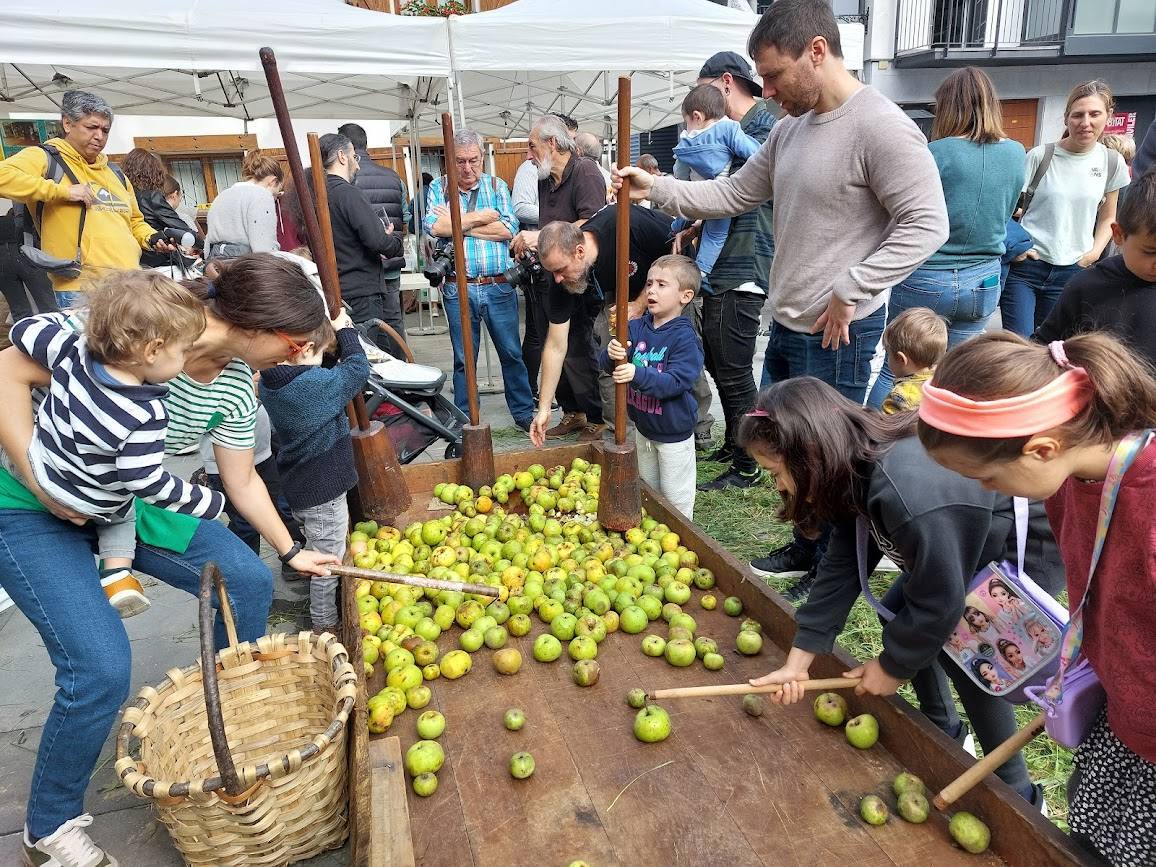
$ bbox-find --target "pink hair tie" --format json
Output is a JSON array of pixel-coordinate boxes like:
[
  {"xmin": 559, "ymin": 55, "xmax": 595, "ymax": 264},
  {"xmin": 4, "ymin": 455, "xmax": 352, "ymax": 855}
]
[
  {"xmin": 1049, "ymin": 340, "xmax": 1074, "ymax": 369},
  {"xmin": 919, "ymin": 369, "xmax": 1092, "ymax": 438},
  {"xmin": 745, "ymin": 409, "xmax": 771, "ymax": 418}
]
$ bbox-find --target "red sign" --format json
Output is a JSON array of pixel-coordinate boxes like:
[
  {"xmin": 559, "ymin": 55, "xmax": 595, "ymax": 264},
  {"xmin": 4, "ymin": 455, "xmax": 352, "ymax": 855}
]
[{"xmin": 1105, "ymin": 112, "xmax": 1138, "ymax": 138}]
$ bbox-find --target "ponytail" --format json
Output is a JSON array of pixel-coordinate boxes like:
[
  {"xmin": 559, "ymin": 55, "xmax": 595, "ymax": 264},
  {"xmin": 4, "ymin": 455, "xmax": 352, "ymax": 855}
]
[
  {"xmin": 918, "ymin": 332, "xmax": 1156, "ymax": 461},
  {"xmin": 241, "ymin": 150, "xmax": 284, "ymax": 183},
  {"xmin": 184, "ymin": 253, "xmax": 326, "ymax": 336}
]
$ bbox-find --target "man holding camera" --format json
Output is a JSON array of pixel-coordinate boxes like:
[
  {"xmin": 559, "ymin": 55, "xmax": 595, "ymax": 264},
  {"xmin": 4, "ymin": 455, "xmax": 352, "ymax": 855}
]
[{"xmin": 425, "ymin": 129, "xmax": 535, "ymax": 430}]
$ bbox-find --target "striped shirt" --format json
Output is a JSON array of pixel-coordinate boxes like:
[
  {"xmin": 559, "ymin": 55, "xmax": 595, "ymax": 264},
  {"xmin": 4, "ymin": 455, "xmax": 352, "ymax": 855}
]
[
  {"xmin": 12, "ymin": 314, "xmax": 225, "ymax": 521},
  {"xmin": 424, "ymin": 174, "xmax": 518, "ymax": 278}
]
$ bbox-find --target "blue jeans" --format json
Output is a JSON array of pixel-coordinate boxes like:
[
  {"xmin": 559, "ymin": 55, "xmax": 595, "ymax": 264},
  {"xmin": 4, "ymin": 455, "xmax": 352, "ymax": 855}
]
[
  {"xmin": 760, "ymin": 305, "xmax": 886, "ymax": 405},
  {"xmin": 0, "ymin": 512, "xmax": 272, "ymax": 838},
  {"xmin": 53, "ymin": 290, "xmax": 86, "ymax": 310},
  {"xmin": 999, "ymin": 258, "xmax": 1083, "ymax": 337},
  {"xmin": 867, "ymin": 259, "xmax": 1001, "ymax": 409},
  {"xmin": 441, "ymin": 279, "xmax": 535, "ymax": 424}
]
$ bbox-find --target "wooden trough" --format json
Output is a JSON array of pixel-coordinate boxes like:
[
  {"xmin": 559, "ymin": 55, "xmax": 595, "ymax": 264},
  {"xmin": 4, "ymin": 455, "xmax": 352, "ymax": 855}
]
[{"xmin": 340, "ymin": 444, "xmax": 1088, "ymax": 867}]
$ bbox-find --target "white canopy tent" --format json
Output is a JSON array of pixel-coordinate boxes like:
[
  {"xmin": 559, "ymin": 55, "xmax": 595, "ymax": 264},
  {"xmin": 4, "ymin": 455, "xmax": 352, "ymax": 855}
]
[
  {"xmin": 0, "ymin": 0, "xmax": 451, "ymax": 121},
  {"xmin": 441, "ymin": 0, "xmax": 865, "ymax": 139}
]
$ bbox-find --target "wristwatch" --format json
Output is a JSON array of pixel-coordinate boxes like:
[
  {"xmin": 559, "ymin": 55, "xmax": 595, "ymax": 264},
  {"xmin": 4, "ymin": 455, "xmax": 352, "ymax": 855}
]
[{"xmin": 278, "ymin": 543, "xmax": 303, "ymax": 565}]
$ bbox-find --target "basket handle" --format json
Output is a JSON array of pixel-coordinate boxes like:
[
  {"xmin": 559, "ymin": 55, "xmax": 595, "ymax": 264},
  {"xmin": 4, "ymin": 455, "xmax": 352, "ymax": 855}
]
[{"xmin": 198, "ymin": 562, "xmax": 245, "ymax": 797}]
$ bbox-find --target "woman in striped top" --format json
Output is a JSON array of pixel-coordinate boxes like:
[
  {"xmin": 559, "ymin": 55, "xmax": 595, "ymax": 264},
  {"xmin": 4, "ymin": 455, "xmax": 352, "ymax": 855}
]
[{"xmin": 0, "ymin": 253, "xmax": 338, "ymax": 866}]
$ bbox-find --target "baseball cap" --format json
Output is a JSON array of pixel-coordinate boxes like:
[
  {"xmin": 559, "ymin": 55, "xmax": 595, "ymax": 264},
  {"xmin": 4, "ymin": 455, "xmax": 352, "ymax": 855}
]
[{"xmin": 697, "ymin": 51, "xmax": 762, "ymax": 97}]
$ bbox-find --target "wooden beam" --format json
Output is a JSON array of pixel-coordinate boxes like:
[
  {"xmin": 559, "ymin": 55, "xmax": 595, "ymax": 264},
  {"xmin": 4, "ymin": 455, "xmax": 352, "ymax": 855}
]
[
  {"xmin": 132, "ymin": 133, "xmax": 257, "ymax": 155},
  {"xmin": 200, "ymin": 158, "xmax": 218, "ymax": 203},
  {"xmin": 369, "ymin": 737, "xmax": 415, "ymax": 867}
]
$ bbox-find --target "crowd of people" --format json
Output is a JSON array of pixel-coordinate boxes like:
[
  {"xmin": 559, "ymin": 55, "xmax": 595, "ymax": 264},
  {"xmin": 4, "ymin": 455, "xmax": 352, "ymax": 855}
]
[{"xmin": 0, "ymin": 0, "xmax": 1152, "ymax": 863}]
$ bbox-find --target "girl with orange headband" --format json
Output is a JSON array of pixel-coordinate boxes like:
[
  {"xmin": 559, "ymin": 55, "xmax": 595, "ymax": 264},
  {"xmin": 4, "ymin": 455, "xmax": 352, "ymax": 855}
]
[
  {"xmin": 918, "ymin": 331, "xmax": 1156, "ymax": 865},
  {"xmin": 738, "ymin": 376, "xmax": 1062, "ymax": 810}
]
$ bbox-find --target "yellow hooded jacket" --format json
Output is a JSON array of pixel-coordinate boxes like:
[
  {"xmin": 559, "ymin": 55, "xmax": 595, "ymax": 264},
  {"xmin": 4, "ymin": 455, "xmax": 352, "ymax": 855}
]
[{"xmin": 0, "ymin": 138, "xmax": 155, "ymax": 292}]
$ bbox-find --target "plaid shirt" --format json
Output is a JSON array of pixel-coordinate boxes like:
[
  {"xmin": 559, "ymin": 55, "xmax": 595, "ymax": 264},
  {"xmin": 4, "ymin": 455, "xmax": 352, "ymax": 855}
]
[{"xmin": 424, "ymin": 174, "xmax": 518, "ymax": 279}]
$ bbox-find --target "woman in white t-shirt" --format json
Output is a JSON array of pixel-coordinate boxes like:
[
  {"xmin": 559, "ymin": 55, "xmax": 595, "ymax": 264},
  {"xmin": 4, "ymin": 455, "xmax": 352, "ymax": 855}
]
[{"xmin": 1000, "ymin": 80, "xmax": 1130, "ymax": 336}]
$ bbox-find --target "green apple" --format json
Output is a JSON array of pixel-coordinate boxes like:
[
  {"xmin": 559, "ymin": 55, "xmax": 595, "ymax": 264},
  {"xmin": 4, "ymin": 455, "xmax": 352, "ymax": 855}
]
[
  {"xmin": 574, "ymin": 614, "xmax": 607, "ymax": 644},
  {"xmin": 626, "ymin": 688, "xmax": 648, "ymax": 709},
  {"xmin": 440, "ymin": 649, "xmax": 472, "ymax": 679},
  {"xmin": 742, "ymin": 694, "xmax": 765, "ymax": 717},
  {"xmin": 571, "ymin": 659, "xmax": 601, "ymax": 687},
  {"xmin": 387, "ymin": 665, "xmax": 423, "ymax": 692},
  {"xmin": 538, "ymin": 599, "xmax": 564, "ymax": 624},
  {"xmin": 509, "ymin": 751, "xmax": 536, "ymax": 780},
  {"xmin": 660, "ymin": 602, "xmax": 682, "ymax": 622},
  {"xmin": 412, "ymin": 640, "xmax": 439, "ymax": 667},
  {"xmin": 550, "ymin": 613, "xmax": 578, "ymax": 641},
  {"xmin": 532, "ymin": 633, "xmax": 563, "ymax": 662},
  {"xmin": 384, "ymin": 647, "xmax": 414, "ymax": 673},
  {"xmin": 948, "ymin": 811, "xmax": 990, "ymax": 854},
  {"xmin": 433, "ymin": 604, "xmax": 457, "ymax": 631},
  {"xmin": 619, "ymin": 606, "xmax": 648, "ymax": 634},
  {"xmin": 669, "ymin": 612, "xmax": 697, "ymax": 635},
  {"xmin": 699, "ymin": 594, "xmax": 717, "ymax": 611},
  {"xmin": 415, "ymin": 710, "xmax": 446, "ymax": 739},
  {"xmin": 897, "ymin": 791, "xmax": 930, "ymax": 824},
  {"xmin": 568, "ymin": 636, "xmax": 598, "ymax": 661},
  {"xmin": 583, "ymin": 588, "xmax": 610, "ymax": 615},
  {"xmin": 702, "ymin": 652, "xmax": 725, "ymax": 671},
  {"xmin": 404, "ymin": 740, "xmax": 445, "ymax": 777},
  {"xmin": 692, "ymin": 568, "xmax": 716, "ymax": 590},
  {"xmin": 406, "ymin": 684, "xmax": 432, "ymax": 709},
  {"xmin": 723, "ymin": 596, "xmax": 743, "ymax": 616},
  {"xmin": 633, "ymin": 705, "xmax": 672, "ymax": 743},
  {"xmin": 492, "ymin": 647, "xmax": 522, "ymax": 675},
  {"xmin": 507, "ymin": 613, "xmax": 532, "ymax": 637},
  {"xmin": 693, "ymin": 636, "xmax": 719, "ymax": 659},
  {"xmin": 845, "ymin": 714, "xmax": 880, "ymax": 749},
  {"xmin": 412, "ymin": 772, "xmax": 438, "ymax": 797},
  {"xmin": 422, "ymin": 662, "xmax": 441, "ymax": 681},
  {"xmin": 641, "ymin": 635, "xmax": 666, "ymax": 657},
  {"xmin": 813, "ymin": 692, "xmax": 848, "ymax": 727},
  {"xmin": 735, "ymin": 630, "xmax": 763, "ymax": 656},
  {"xmin": 893, "ymin": 771, "xmax": 925, "ymax": 797},
  {"xmin": 473, "ymin": 615, "xmax": 498, "ymax": 636},
  {"xmin": 859, "ymin": 794, "xmax": 889, "ymax": 826},
  {"xmin": 459, "ymin": 627, "xmax": 485, "ymax": 653},
  {"xmin": 503, "ymin": 708, "xmax": 526, "ymax": 731},
  {"xmin": 636, "ymin": 594, "xmax": 663, "ymax": 621},
  {"xmin": 664, "ymin": 581, "xmax": 692, "ymax": 605},
  {"xmin": 664, "ymin": 638, "xmax": 697, "ymax": 667},
  {"xmin": 484, "ymin": 626, "xmax": 509, "ymax": 649}
]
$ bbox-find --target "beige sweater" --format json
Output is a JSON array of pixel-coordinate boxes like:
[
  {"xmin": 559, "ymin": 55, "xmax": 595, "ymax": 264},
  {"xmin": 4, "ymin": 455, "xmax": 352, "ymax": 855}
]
[{"xmin": 650, "ymin": 86, "xmax": 949, "ymax": 331}]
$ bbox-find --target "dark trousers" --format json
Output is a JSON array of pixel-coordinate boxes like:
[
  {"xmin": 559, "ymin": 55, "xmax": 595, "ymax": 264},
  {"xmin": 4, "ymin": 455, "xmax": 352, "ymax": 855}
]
[
  {"xmin": 701, "ymin": 290, "xmax": 762, "ymax": 472},
  {"xmin": 0, "ymin": 243, "xmax": 57, "ymax": 321},
  {"xmin": 206, "ymin": 456, "xmax": 303, "ymax": 554},
  {"xmin": 556, "ymin": 297, "xmax": 604, "ymax": 424},
  {"xmin": 881, "ymin": 574, "xmax": 1033, "ymax": 796},
  {"xmin": 522, "ymin": 280, "xmax": 549, "ymax": 398},
  {"xmin": 347, "ymin": 276, "xmax": 407, "ymax": 358}
]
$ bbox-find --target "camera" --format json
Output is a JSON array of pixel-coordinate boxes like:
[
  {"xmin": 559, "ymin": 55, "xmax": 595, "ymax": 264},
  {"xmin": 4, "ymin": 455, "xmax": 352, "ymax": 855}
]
[
  {"xmin": 504, "ymin": 249, "xmax": 545, "ymax": 289},
  {"xmin": 423, "ymin": 239, "xmax": 455, "ymax": 286}
]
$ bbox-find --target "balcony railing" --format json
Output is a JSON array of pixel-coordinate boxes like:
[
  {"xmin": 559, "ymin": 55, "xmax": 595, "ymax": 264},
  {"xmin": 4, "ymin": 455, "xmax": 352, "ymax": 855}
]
[{"xmin": 896, "ymin": 0, "xmax": 1070, "ymax": 55}]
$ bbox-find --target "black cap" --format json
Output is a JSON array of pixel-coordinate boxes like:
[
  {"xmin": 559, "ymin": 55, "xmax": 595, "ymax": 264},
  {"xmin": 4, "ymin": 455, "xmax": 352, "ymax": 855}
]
[{"xmin": 697, "ymin": 51, "xmax": 761, "ymax": 97}]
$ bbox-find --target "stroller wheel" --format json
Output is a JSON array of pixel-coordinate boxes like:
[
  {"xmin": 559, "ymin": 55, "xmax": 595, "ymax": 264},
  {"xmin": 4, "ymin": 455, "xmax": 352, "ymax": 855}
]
[{"xmin": 444, "ymin": 441, "xmax": 462, "ymax": 460}]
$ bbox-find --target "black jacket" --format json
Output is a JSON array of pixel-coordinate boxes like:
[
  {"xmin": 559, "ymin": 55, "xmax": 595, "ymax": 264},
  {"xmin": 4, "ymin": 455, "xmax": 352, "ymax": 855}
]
[
  {"xmin": 326, "ymin": 174, "xmax": 403, "ymax": 300},
  {"xmin": 352, "ymin": 150, "xmax": 406, "ymax": 273},
  {"xmin": 136, "ymin": 189, "xmax": 203, "ymax": 268},
  {"xmin": 793, "ymin": 437, "xmax": 1064, "ymax": 681}
]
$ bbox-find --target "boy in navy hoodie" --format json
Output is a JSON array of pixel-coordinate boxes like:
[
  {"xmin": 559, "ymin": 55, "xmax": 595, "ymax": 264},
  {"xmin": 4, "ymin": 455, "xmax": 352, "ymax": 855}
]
[
  {"xmin": 600, "ymin": 254, "xmax": 705, "ymax": 518},
  {"xmin": 259, "ymin": 309, "xmax": 370, "ymax": 631}
]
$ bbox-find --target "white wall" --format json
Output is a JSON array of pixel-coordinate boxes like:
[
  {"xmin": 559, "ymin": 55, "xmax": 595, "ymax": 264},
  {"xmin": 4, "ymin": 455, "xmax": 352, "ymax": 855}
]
[{"xmin": 6, "ymin": 113, "xmax": 394, "ymax": 155}]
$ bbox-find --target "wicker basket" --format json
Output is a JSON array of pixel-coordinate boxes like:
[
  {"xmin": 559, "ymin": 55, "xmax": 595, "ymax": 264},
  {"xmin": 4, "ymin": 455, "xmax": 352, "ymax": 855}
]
[{"xmin": 115, "ymin": 563, "xmax": 358, "ymax": 866}]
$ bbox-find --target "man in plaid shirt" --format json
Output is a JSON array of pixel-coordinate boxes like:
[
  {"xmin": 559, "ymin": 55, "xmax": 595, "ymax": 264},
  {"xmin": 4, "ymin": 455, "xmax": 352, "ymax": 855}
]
[{"xmin": 425, "ymin": 129, "xmax": 535, "ymax": 429}]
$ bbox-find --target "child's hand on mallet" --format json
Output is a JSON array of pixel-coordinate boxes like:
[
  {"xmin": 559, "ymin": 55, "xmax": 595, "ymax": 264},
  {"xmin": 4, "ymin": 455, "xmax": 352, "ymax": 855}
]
[
  {"xmin": 612, "ymin": 363, "xmax": 636, "ymax": 384},
  {"xmin": 607, "ymin": 338, "xmax": 629, "ymax": 361}
]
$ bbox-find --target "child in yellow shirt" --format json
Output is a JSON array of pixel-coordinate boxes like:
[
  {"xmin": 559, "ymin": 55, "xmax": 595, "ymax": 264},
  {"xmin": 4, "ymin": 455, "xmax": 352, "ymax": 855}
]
[{"xmin": 880, "ymin": 307, "xmax": 948, "ymax": 414}]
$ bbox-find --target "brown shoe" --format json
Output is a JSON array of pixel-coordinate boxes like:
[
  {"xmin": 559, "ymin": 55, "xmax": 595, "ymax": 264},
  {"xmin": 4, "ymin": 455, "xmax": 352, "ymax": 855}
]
[
  {"xmin": 576, "ymin": 423, "xmax": 607, "ymax": 443},
  {"xmin": 545, "ymin": 412, "xmax": 586, "ymax": 439}
]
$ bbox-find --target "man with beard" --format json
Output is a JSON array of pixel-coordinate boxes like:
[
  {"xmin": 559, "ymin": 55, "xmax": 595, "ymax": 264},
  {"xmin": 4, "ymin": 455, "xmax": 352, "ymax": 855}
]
[
  {"xmin": 320, "ymin": 133, "xmax": 404, "ymax": 355},
  {"xmin": 512, "ymin": 114, "xmax": 609, "ymax": 442},
  {"xmin": 617, "ymin": 0, "xmax": 948, "ymax": 597}
]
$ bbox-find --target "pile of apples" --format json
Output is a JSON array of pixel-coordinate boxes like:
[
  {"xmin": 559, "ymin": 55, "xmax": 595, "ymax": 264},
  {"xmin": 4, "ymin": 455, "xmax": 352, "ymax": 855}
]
[{"xmin": 350, "ymin": 458, "xmax": 761, "ymax": 794}]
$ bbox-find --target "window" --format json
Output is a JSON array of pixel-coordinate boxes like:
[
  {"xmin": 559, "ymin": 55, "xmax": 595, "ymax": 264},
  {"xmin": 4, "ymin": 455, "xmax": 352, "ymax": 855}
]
[
  {"xmin": 169, "ymin": 159, "xmax": 207, "ymax": 206},
  {"xmin": 1073, "ymin": 0, "xmax": 1156, "ymax": 34}
]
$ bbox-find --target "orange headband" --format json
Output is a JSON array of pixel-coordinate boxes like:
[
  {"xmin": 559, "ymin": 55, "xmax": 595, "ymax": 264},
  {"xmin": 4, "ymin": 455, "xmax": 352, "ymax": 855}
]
[{"xmin": 919, "ymin": 368, "xmax": 1093, "ymax": 437}]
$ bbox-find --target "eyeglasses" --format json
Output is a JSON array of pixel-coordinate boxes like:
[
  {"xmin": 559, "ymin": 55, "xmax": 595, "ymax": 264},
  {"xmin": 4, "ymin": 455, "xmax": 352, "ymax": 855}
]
[
  {"xmin": 274, "ymin": 331, "xmax": 306, "ymax": 355},
  {"xmin": 455, "ymin": 157, "xmax": 482, "ymax": 169},
  {"xmin": 352, "ymin": 152, "xmax": 361, "ymax": 163}
]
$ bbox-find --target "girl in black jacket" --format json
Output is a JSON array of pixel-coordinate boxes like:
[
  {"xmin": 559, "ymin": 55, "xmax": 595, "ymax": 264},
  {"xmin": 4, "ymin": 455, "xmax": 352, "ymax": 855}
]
[
  {"xmin": 739, "ymin": 376, "xmax": 1062, "ymax": 807},
  {"xmin": 120, "ymin": 148, "xmax": 203, "ymax": 268}
]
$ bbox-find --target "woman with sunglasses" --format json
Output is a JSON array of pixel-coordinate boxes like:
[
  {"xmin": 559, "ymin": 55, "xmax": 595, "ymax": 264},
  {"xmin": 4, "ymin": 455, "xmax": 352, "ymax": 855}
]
[{"xmin": 0, "ymin": 253, "xmax": 338, "ymax": 866}]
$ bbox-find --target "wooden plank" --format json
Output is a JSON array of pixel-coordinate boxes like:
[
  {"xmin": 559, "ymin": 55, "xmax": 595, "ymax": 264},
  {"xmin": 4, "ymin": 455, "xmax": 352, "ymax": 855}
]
[
  {"xmin": 369, "ymin": 738, "xmax": 416, "ymax": 867},
  {"xmin": 133, "ymin": 133, "xmax": 257, "ymax": 154},
  {"xmin": 344, "ymin": 572, "xmax": 373, "ymax": 867}
]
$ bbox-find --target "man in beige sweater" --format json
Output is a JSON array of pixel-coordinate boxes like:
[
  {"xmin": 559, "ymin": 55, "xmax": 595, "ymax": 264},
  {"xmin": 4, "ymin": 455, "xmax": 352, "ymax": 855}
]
[{"xmin": 619, "ymin": 0, "xmax": 949, "ymax": 592}]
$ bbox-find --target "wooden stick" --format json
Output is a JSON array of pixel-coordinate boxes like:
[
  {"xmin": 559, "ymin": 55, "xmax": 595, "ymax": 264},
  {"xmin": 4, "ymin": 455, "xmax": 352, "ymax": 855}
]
[
  {"xmin": 933, "ymin": 712, "xmax": 1046, "ymax": 811},
  {"xmin": 328, "ymin": 564, "xmax": 502, "ymax": 599},
  {"xmin": 613, "ymin": 75, "xmax": 631, "ymax": 447},
  {"xmin": 440, "ymin": 112, "xmax": 480, "ymax": 428},
  {"xmin": 649, "ymin": 677, "xmax": 861, "ymax": 701}
]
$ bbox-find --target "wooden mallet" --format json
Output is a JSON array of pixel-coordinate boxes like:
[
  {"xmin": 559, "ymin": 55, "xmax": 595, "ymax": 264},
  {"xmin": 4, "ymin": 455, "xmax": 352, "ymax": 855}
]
[
  {"xmin": 648, "ymin": 677, "xmax": 861, "ymax": 701},
  {"xmin": 597, "ymin": 76, "xmax": 643, "ymax": 532},
  {"xmin": 259, "ymin": 48, "xmax": 411, "ymax": 525},
  {"xmin": 328, "ymin": 564, "xmax": 506, "ymax": 600},
  {"xmin": 440, "ymin": 112, "xmax": 497, "ymax": 492},
  {"xmin": 933, "ymin": 711, "xmax": 1046, "ymax": 811}
]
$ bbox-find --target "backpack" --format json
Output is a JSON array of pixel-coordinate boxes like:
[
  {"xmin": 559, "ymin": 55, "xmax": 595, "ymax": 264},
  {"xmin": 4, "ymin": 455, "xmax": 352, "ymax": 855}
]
[{"xmin": 19, "ymin": 144, "xmax": 128, "ymax": 277}]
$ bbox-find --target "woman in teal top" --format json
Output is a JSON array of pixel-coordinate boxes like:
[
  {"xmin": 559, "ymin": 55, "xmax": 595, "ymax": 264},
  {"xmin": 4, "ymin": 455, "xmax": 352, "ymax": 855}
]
[
  {"xmin": 0, "ymin": 254, "xmax": 338, "ymax": 865},
  {"xmin": 868, "ymin": 68, "xmax": 1025, "ymax": 408}
]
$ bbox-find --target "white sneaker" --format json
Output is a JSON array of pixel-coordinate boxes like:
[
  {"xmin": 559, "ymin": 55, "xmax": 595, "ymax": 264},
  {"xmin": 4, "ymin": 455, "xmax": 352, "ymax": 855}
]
[{"xmin": 22, "ymin": 815, "xmax": 118, "ymax": 867}]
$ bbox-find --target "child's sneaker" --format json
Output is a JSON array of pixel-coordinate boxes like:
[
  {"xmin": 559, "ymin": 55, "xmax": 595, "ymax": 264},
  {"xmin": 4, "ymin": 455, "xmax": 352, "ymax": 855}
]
[
  {"xmin": 100, "ymin": 569, "xmax": 150, "ymax": 619},
  {"xmin": 23, "ymin": 815, "xmax": 118, "ymax": 866}
]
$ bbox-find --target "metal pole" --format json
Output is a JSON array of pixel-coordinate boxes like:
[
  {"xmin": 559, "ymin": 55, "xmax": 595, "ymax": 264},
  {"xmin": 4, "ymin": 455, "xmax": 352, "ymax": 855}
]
[{"xmin": 477, "ymin": 329, "xmax": 502, "ymax": 394}]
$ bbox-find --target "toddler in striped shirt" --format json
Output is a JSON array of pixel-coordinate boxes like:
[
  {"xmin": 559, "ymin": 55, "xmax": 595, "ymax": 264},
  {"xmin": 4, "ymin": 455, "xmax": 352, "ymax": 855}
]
[{"xmin": 3, "ymin": 272, "xmax": 225, "ymax": 617}]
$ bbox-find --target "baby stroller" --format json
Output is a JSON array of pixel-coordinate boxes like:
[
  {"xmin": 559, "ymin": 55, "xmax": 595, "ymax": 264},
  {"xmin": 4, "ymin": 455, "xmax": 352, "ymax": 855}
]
[{"xmin": 356, "ymin": 319, "xmax": 468, "ymax": 463}]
